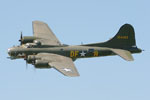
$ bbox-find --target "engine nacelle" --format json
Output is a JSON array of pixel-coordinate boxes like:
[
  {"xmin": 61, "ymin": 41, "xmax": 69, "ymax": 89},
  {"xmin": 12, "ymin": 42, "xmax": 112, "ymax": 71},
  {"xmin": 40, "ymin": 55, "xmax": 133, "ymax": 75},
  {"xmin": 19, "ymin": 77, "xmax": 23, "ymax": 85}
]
[
  {"xmin": 20, "ymin": 36, "xmax": 38, "ymax": 44},
  {"xmin": 24, "ymin": 40, "xmax": 41, "ymax": 48},
  {"xmin": 25, "ymin": 43, "xmax": 39, "ymax": 48},
  {"xmin": 34, "ymin": 60, "xmax": 50, "ymax": 68},
  {"xmin": 34, "ymin": 40, "xmax": 41, "ymax": 46},
  {"xmin": 26, "ymin": 55, "xmax": 36, "ymax": 63},
  {"xmin": 26, "ymin": 55, "xmax": 40, "ymax": 63}
]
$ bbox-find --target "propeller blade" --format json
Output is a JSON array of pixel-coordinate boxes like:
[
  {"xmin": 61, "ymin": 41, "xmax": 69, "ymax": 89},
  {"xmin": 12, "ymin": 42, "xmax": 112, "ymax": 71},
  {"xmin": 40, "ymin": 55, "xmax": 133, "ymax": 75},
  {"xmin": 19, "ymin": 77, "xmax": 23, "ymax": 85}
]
[
  {"xmin": 24, "ymin": 55, "xmax": 28, "ymax": 70},
  {"xmin": 26, "ymin": 60, "xmax": 28, "ymax": 70},
  {"xmin": 19, "ymin": 31, "xmax": 23, "ymax": 45},
  {"xmin": 33, "ymin": 66, "xmax": 36, "ymax": 72}
]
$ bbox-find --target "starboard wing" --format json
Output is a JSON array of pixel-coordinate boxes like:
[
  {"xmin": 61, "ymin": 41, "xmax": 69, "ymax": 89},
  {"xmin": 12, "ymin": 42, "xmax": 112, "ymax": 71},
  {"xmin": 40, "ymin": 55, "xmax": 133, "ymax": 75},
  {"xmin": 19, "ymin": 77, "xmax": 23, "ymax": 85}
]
[{"xmin": 37, "ymin": 53, "xmax": 80, "ymax": 77}]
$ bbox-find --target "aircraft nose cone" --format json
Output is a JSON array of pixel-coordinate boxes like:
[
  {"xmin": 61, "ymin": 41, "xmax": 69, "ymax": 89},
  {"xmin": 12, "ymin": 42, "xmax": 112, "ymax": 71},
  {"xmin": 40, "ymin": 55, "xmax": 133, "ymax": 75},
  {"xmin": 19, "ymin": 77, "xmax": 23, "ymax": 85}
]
[{"xmin": 7, "ymin": 48, "xmax": 12, "ymax": 55}]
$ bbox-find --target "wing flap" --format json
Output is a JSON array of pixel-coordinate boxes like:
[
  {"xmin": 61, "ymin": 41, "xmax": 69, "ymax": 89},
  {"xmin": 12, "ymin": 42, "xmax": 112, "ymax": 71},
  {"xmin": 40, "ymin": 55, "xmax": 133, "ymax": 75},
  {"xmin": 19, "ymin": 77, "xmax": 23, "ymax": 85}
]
[{"xmin": 111, "ymin": 49, "xmax": 134, "ymax": 61}]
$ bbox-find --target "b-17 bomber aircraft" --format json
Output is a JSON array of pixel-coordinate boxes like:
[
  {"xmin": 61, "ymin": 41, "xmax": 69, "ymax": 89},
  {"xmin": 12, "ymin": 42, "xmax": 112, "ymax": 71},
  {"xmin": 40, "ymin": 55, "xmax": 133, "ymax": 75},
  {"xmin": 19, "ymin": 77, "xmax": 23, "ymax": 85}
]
[{"xmin": 7, "ymin": 21, "xmax": 142, "ymax": 77}]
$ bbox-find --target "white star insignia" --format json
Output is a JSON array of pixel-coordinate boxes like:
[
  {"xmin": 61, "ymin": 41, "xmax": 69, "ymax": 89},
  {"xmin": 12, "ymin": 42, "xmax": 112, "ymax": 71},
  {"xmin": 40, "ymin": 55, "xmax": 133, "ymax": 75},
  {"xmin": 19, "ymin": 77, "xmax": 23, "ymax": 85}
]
[
  {"xmin": 80, "ymin": 51, "xmax": 86, "ymax": 57},
  {"xmin": 63, "ymin": 68, "xmax": 72, "ymax": 72}
]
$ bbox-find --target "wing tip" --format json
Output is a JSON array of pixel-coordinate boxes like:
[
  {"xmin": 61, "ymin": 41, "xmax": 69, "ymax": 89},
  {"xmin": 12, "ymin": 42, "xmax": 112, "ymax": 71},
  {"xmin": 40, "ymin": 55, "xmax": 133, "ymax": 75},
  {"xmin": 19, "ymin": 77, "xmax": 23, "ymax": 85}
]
[
  {"xmin": 66, "ymin": 74, "xmax": 80, "ymax": 77},
  {"xmin": 126, "ymin": 57, "xmax": 134, "ymax": 61},
  {"xmin": 32, "ymin": 20, "xmax": 47, "ymax": 25},
  {"xmin": 111, "ymin": 48, "xmax": 134, "ymax": 61}
]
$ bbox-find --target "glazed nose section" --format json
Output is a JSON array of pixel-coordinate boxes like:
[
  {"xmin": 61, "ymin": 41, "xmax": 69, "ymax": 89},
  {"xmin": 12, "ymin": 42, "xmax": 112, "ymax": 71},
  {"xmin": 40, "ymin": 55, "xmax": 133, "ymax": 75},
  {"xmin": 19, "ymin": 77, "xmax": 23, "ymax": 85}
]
[{"xmin": 7, "ymin": 48, "xmax": 12, "ymax": 56}]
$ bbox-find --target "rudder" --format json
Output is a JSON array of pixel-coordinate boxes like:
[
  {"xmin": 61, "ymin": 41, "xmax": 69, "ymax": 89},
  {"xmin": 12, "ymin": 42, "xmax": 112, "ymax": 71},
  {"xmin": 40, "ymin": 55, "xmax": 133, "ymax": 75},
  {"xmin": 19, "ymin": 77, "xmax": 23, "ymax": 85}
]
[
  {"xmin": 84, "ymin": 24, "xmax": 136, "ymax": 49},
  {"xmin": 107, "ymin": 24, "xmax": 136, "ymax": 48}
]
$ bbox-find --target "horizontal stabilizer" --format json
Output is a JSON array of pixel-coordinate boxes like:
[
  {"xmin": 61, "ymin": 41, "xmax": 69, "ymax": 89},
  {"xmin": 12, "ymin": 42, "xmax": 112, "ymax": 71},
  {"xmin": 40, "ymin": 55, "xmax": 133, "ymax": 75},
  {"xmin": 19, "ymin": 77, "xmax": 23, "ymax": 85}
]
[{"xmin": 111, "ymin": 49, "xmax": 134, "ymax": 61}]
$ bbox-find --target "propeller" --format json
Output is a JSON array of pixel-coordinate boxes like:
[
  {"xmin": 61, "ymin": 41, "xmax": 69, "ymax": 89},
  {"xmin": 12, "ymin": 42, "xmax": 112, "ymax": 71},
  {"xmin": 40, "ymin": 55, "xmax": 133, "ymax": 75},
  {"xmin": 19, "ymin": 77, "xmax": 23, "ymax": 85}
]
[
  {"xmin": 32, "ymin": 60, "xmax": 36, "ymax": 72},
  {"xmin": 24, "ymin": 55, "xmax": 28, "ymax": 70},
  {"xmin": 26, "ymin": 60, "xmax": 28, "ymax": 70},
  {"xmin": 19, "ymin": 31, "xmax": 23, "ymax": 45},
  {"xmin": 24, "ymin": 55, "xmax": 37, "ymax": 71},
  {"xmin": 32, "ymin": 60, "xmax": 36, "ymax": 65}
]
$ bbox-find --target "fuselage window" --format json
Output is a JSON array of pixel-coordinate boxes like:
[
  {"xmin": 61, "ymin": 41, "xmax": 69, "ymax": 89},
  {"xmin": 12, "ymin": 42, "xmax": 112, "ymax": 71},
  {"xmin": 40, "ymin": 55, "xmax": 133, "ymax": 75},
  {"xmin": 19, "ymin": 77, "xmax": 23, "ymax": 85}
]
[{"xmin": 88, "ymin": 49, "xmax": 94, "ymax": 53}]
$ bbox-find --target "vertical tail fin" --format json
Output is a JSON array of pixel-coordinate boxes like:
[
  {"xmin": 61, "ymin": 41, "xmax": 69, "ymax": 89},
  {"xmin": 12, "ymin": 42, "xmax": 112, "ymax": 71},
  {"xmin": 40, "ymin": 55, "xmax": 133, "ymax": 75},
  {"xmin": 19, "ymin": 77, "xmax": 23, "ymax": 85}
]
[
  {"xmin": 85, "ymin": 24, "xmax": 136, "ymax": 49},
  {"xmin": 106, "ymin": 24, "xmax": 136, "ymax": 48}
]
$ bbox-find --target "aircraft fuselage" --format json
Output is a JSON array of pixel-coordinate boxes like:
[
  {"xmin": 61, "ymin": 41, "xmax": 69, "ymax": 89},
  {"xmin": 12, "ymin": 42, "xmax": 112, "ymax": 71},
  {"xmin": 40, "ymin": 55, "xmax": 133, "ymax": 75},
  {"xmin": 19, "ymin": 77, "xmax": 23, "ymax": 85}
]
[{"xmin": 8, "ymin": 45, "xmax": 141, "ymax": 60}]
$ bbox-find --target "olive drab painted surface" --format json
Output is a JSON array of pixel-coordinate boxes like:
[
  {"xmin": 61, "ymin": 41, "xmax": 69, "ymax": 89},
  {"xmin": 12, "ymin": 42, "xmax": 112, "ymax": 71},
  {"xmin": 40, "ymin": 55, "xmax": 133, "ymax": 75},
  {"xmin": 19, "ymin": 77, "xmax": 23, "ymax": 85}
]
[{"xmin": 7, "ymin": 21, "xmax": 142, "ymax": 77}]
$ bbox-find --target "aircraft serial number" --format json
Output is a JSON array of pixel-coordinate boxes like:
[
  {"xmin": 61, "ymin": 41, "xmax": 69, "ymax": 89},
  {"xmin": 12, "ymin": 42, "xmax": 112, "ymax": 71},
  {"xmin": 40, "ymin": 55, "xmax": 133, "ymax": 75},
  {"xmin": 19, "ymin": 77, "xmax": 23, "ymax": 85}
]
[{"xmin": 117, "ymin": 36, "xmax": 128, "ymax": 39}]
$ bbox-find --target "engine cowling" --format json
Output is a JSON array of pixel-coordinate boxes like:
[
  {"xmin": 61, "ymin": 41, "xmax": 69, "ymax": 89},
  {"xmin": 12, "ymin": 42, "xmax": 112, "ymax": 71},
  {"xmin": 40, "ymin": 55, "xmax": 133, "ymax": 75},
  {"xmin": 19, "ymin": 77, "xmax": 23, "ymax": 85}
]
[
  {"xmin": 19, "ymin": 36, "xmax": 38, "ymax": 44},
  {"xmin": 26, "ymin": 55, "xmax": 40, "ymax": 63},
  {"xmin": 26, "ymin": 55, "xmax": 51, "ymax": 69},
  {"xmin": 26, "ymin": 55, "xmax": 36, "ymax": 63},
  {"xmin": 34, "ymin": 60, "xmax": 50, "ymax": 68},
  {"xmin": 34, "ymin": 40, "xmax": 41, "ymax": 46},
  {"xmin": 24, "ymin": 40, "xmax": 41, "ymax": 48}
]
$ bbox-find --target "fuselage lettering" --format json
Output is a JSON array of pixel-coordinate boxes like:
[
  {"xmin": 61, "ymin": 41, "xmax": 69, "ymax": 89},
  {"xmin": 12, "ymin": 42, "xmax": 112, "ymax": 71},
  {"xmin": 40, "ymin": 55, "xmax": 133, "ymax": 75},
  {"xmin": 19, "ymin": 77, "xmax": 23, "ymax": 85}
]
[
  {"xmin": 117, "ymin": 36, "xmax": 128, "ymax": 39},
  {"xmin": 70, "ymin": 51, "xmax": 79, "ymax": 57},
  {"xmin": 93, "ymin": 50, "xmax": 99, "ymax": 56}
]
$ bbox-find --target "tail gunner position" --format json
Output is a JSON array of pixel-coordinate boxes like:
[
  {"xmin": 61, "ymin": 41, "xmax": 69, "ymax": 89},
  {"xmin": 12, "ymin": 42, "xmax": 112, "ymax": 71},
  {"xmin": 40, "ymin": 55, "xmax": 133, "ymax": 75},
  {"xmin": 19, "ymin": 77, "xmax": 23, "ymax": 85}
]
[{"xmin": 7, "ymin": 21, "xmax": 142, "ymax": 77}]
